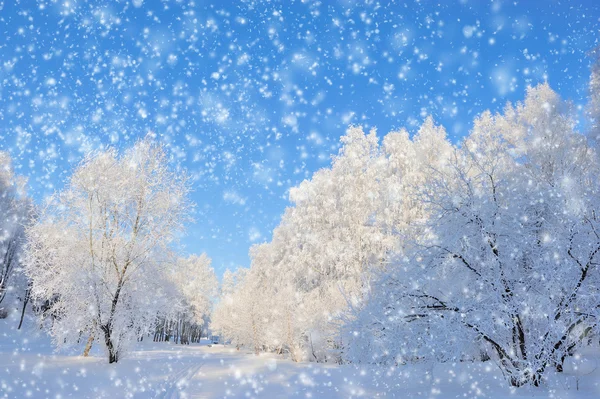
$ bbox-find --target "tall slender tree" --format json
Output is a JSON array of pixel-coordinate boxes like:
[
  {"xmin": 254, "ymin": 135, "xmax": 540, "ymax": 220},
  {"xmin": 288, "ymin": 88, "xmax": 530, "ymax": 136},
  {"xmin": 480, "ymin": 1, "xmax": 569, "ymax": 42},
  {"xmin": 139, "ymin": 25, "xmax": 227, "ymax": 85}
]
[{"xmin": 0, "ymin": 151, "xmax": 32, "ymax": 320}]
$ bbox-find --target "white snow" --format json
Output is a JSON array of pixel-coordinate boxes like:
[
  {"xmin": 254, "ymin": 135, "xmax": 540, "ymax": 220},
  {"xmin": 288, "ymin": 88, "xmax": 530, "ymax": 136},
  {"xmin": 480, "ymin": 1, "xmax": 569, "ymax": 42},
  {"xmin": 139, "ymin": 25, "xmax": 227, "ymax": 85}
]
[{"xmin": 1, "ymin": 323, "xmax": 599, "ymax": 398}]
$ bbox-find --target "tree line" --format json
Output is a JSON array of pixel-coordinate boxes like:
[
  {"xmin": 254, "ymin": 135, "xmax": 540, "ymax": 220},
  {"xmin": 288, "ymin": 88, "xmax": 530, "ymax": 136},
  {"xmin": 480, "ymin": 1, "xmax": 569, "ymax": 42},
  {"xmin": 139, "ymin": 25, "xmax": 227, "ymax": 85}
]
[
  {"xmin": 2, "ymin": 51, "xmax": 600, "ymax": 388},
  {"xmin": 211, "ymin": 57, "xmax": 600, "ymax": 387},
  {"xmin": 0, "ymin": 138, "xmax": 217, "ymax": 363}
]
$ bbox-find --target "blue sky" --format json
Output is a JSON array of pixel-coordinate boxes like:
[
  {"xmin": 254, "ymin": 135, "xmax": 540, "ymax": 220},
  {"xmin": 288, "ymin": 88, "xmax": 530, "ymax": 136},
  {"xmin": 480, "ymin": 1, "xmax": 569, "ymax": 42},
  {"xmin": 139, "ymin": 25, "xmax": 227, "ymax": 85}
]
[{"xmin": 0, "ymin": 0, "xmax": 598, "ymax": 276}]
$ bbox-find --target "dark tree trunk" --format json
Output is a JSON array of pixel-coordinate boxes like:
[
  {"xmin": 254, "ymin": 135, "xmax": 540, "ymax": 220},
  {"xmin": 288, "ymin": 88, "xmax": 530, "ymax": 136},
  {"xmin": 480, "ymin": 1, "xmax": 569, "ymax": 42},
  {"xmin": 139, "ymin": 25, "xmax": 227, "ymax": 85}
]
[
  {"xmin": 17, "ymin": 287, "xmax": 31, "ymax": 330},
  {"xmin": 101, "ymin": 324, "xmax": 119, "ymax": 364},
  {"xmin": 101, "ymin": 279, "xmax": 125, "ymax": 363}
]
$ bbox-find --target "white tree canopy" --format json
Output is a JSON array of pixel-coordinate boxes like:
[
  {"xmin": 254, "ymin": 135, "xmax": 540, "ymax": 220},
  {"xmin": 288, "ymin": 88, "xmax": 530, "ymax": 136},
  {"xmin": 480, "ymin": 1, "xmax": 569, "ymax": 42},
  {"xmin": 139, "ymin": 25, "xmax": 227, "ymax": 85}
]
[
  {"xmin": 24, "ymin": 137, "xmax": 192, "ymax": 362},
  {"xmin": 0, "ymin": 151, "xmax": 32, "ymax": 316},
  {"xmin": 345, "ymin": 84, "xmax": 600, "ymax": 387}
]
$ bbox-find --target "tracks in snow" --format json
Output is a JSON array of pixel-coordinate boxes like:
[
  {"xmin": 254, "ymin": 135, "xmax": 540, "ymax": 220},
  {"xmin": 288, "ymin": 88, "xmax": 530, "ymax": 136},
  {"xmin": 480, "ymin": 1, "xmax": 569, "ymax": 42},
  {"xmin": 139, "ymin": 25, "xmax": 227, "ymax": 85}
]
[{"xmin": 154, "ymin": 361, "xmax": 204, "ymax": 399}]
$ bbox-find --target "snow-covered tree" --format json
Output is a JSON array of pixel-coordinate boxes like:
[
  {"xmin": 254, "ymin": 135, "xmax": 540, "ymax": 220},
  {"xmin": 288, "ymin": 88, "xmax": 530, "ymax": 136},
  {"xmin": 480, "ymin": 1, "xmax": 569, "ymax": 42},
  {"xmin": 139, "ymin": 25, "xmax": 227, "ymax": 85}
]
[
  {"xmin": 346, "ymin": 84, "xmax": 600, "ymax": 387},
  {"xmin": 173, "ymin": 254, "xmax": 218, "ymax": 329},
  {"xmin": 155, "ymin": 254, "xmax": 218, "ymax": 344},
  {"xmin": 588, "ymin": 46, "xmax": 600, "ymax": 143},
  {"xmin": 0, "ymin": 151, "xmax": 32, "ymax": 320},
  {"xmin": 211, "ymin": 267, "xmax": 258, "ymax": 349},
  {"xmin": 212, "ymin": 126, "xmax": 413, "ymax": 361},
  {"xmin": 24, "ymin": 137, "xmax": 192, "ymax": 363}
]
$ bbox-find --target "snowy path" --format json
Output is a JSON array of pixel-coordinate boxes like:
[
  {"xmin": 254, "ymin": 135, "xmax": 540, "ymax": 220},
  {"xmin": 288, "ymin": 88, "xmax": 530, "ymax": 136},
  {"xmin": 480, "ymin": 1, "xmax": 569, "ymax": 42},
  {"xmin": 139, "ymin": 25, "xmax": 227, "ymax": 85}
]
[
  {"xmin": 153, "ymin": 361, "xmax": 205, "ymax": 399},
  {"xmin": 1, "ymin": 339, "xmax": 600, "ymax": 398}
]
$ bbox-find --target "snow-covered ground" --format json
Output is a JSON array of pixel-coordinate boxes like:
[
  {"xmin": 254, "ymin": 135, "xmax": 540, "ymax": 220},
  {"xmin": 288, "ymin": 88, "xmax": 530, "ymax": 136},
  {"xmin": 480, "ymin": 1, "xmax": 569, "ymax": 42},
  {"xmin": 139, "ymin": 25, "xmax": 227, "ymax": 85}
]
[{"xmin": 1, "ymin": 322, "xmax": 600, "ymax": 398}]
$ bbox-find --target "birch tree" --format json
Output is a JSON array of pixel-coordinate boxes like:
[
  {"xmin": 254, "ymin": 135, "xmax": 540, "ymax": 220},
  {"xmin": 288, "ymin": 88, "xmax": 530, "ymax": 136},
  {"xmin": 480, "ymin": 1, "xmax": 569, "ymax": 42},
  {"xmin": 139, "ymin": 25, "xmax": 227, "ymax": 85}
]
[
  {"xmin": 0, "ymin": 151, "xmax": 32, "ymax": 319},
  {"xmin": 155, "ymin": 254, "xmax": 218, "ymax": 344},
  {"xmin": 24, "ymin": 138, "xmax": 192, "ymax": 363}
]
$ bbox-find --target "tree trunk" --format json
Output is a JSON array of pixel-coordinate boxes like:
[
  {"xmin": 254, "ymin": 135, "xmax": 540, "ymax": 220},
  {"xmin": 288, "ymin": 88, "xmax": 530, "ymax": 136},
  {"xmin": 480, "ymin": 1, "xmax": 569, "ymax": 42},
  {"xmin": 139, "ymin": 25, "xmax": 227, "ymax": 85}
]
[
  {"xmin": 17, "ymin": 287, "xmax": 31, "ymax": 330},
  {"xmin": 252, "ymin": 315, "xmax": 259, "ymax": 355},
  {"xmin": 102, "ymin": 325, "xmax": 119, "ymax": 364},
  {"xmin": 309, "ymin": 332, "xmax": 318, "ymax": 362},
  {"xmin": 83, "ymin": 334, "xmax": 94, "ymax": 357},
  {"xmin": 101, "ymin": 278, "xmax": 125, "ymax": 363}
]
